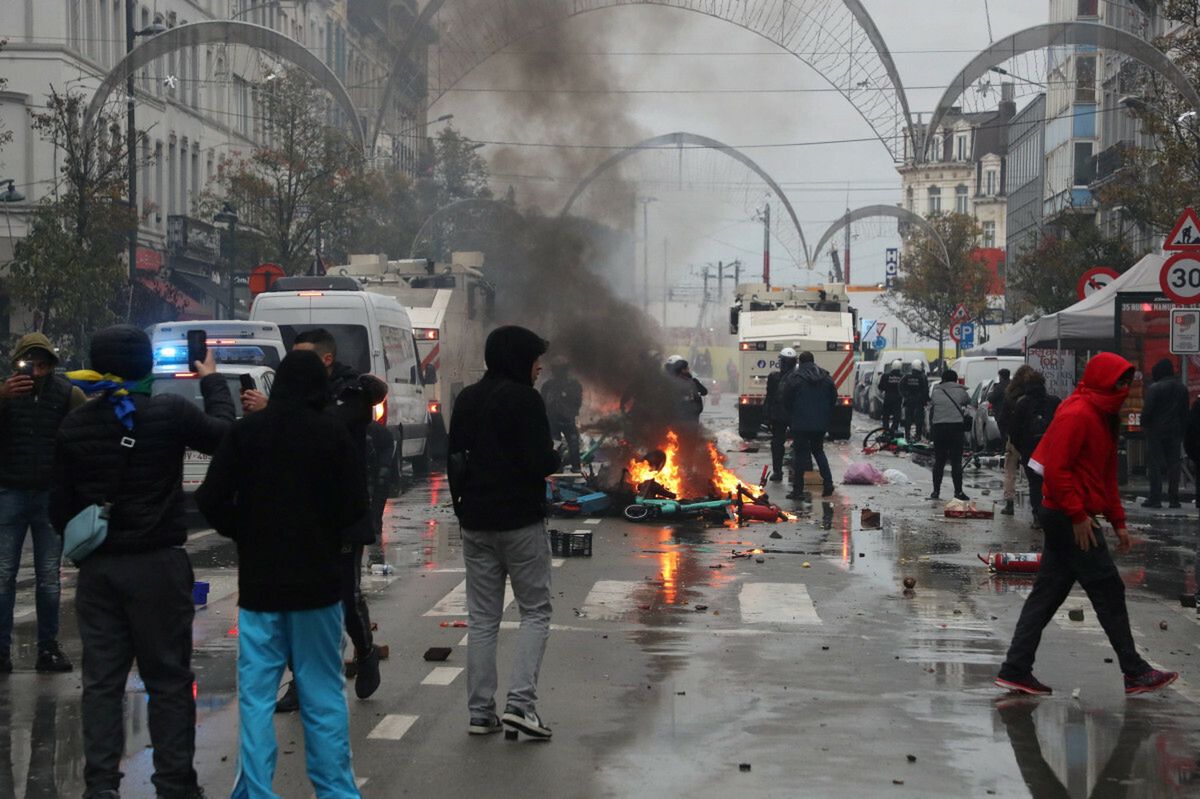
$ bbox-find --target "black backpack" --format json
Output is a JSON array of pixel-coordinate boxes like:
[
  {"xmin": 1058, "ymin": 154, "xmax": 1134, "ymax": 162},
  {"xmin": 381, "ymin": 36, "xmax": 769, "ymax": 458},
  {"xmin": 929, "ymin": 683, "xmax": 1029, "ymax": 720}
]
[{"xmin": 1020, "ymin": 394, "xmax": 1060, "ymax": 459}]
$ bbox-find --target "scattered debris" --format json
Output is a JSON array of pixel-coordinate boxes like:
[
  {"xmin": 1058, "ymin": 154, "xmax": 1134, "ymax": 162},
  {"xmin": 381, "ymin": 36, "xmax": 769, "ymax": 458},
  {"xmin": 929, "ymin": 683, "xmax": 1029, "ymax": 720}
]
[
  {"xmin": 439, "ymin": 621, "xmax": 468, "ymax": 628},
  {"xmin": 861, "ymin": 508, "xmax": 882, "ymax": 528},
  {"xmin": 695, "ymin": 604, "xmax": 709, "ymax": 611},
  {"xmin": 755, "ymin": 557, "xmax": 765, "ymax": 564},
  {"xmin": 1104, "ymin": 657, "xmax": 1114, "ymax": 664},
  {"xmin": 893, "ymin": 779, "xmax": 905, "ymax": 785},
  {"xmin": 1181, "ymin": 594, "xmax": 1197, "ymax": 608},
  {"xmin": 1068, "ymin": 609, "xmax": 1085, "ymax": 622},
  {"xmin": 802, "ymin": 562, "xmax": 811, "ymax": 568},
  {"xmin": 978, "ymin": 552, "xmax": 1041, "ymax": 574},
  {"xmin": 1071, "ymin": 688, "xmax": 1081, "ymax": 700},
  {"xmin": 945, "ymin": 500, "xmax": 993, "ymax": 519},
  {"xmin": 882, "ymin": 468, "xmax": 911, "ymax": 485},
  {"xmin": 505, "ymin": 729, "xmax": 519, "ymax": 741},
  {"xmin": 902, "ymin": 577, "xmax": 916, "ymax": 590},
  {"xmin": 1160, "ymin": 620, "xmax": 1169, "ymax": 631},
  {"xmin": 739, "ymin": 763, "xmax": 752, "ymax": 772},
  {"xmin": 769, "ymin": 531, "xmax": 783, "ymax": 539},
  {"xmin": 423, "ymin": 647, "xmax": 452, "ymax": 662},
  {"xmin": 844, "ymin": 462, "xmax": 887, "ymax": 485},
  {"xmin": 906, "ymin": 755, "xmax": 917, "ymax": 763}
]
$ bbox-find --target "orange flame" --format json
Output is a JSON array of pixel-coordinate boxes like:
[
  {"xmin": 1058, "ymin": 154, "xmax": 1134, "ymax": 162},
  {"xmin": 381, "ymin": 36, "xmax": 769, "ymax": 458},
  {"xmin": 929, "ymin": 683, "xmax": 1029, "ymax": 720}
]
[
  {"xmin": 626, "ymin": 430, "xmax": 761, "ymax": 500},
  {"xmin": 627, "ymin": 431, "xmax": 685, "ymax": 496},
  {"xmin": 707, "ymin": 442, "xmax": 760, "ymax": 499}
]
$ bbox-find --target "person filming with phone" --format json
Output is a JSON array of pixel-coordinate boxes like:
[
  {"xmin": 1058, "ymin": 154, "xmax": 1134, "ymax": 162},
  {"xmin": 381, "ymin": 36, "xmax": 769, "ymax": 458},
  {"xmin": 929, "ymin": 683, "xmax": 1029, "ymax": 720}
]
[{"xmin": 0, "ymin": 334, "xmax": 88, "ymax": 675}]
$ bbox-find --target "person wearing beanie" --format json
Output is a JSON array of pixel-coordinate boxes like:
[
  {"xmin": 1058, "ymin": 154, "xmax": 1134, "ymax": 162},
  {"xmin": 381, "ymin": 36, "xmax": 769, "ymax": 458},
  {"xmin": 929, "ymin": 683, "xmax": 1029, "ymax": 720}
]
[
  {"xmin": 448, "ymin": 325, "xmax": 560, "ymax": 740},
  {"xmin": 0, "ymin": 333, "xmax": 87, "ymax": 675},
  {"xmin": 196, "ymin": 350, "xmax": 365, "ymax": 798},
  {"xmin": 49, "ymin": 324, "xmax": 235, "ymax": 799}
]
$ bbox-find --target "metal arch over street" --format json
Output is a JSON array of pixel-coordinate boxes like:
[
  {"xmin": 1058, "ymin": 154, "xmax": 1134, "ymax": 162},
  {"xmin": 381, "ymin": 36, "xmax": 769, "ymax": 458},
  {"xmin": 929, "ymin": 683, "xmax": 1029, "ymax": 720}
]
[
  {"xmin": 809, "ymin": 205, "xmax": 949, "ymax": 270},
  {"xmin": 409, "ymin": 197, "xmax": 527, "ymax": 260},
  {"xmin": 559, "ymin": 132, "xmax": 810, "ymax": 265},
  {"xmin": 83, "ymin": 21, "xmax": 365, "ymax": 150},
  {"xmin": 921, "ymin": 21, "xmax": 1200, "ymax": 162},
  {"xmin": 372, "ymin": 0, "xmax": 915, "ymax": 162}
]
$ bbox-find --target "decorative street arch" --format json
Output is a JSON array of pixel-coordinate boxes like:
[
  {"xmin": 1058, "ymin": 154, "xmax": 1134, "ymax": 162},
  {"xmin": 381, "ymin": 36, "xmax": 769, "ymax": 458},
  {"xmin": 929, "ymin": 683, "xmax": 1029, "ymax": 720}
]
[
  {"xmin": 560, "ymin": 132, "xmax": 810, "ymax": 263},
  {"xmin": 83, "ymin": 21, "xmax": 365, "ymax": 149},
  {"xmin": 372, "ymin": 0, "xmax": 914, "ymax": 161},
  {"xmin": 922, "ymin": 22, "xmax": 1200, "ymax": 161},
  {"xmin": 808, "ymin": 205, "xmax": 949, "ymax": 270}
]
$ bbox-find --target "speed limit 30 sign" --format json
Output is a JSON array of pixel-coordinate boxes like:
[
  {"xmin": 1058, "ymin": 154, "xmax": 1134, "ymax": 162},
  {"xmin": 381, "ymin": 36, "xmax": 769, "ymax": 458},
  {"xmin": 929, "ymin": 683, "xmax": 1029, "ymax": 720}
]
[{"xmin": 1160, "ymin": 253, "xmax": 1200, "ymax": 304}]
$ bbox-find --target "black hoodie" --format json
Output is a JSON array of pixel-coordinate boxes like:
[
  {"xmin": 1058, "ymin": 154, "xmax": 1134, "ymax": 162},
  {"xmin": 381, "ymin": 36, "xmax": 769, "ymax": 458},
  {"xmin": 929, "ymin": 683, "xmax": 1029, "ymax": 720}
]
[
  {"xmin": 448, "ymin": 326, "xmax": 559, "ymax": 531},
  {"xmin": 196, "ymin": 351, "xmax": 365, "ymax": 611}
]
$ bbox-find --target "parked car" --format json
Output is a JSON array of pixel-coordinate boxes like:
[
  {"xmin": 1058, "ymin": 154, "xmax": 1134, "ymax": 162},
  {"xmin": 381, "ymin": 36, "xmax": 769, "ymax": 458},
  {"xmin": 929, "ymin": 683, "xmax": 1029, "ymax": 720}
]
[
  {"xmin": 948, "ymin": 356, "xmax": 1024, "ymax": 393},
  {"xmin": 969, "ymin": 377, "xmax": 1003, "ymax": 453},
  {"xmin": 151, "ymin": 365, "xmax": 275, "ymax": 492}
]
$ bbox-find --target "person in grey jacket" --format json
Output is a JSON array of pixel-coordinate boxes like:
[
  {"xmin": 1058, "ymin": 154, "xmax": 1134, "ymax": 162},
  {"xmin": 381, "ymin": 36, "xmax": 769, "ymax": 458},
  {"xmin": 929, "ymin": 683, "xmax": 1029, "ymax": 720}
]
[{"xmin": 928, "ymin": 369, "xmax": 972, "ymax": 501}]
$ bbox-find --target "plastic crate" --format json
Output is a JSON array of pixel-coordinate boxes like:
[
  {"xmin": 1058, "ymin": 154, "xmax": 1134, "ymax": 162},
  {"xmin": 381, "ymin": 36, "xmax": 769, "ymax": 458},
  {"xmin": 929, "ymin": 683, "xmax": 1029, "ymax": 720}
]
[{"xmin": 550, "ymin": 529, "xmax": 593, "ymax": 557}]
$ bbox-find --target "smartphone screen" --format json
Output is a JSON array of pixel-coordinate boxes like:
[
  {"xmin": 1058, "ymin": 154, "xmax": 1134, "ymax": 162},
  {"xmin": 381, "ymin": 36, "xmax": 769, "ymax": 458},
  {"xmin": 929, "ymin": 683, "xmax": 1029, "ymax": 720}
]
[
  {"xmin": 15, "ymin": 360, "xmax": 33, "ymax": 377},
  {"xmin": 186, "ymin": 330, "xmax": 208, "ymax": 371},
  {"xmin": 239, "ymin": 373, "xmax": 256, "ymax": 392}
]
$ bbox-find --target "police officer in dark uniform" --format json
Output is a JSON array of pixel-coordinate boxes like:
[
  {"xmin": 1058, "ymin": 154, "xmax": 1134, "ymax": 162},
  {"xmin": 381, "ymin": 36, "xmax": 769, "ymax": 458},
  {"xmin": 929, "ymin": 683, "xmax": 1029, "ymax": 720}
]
[
  {"xmin": 540, "ymin": 358, "xmax": 584, "ymax": 472},
  {"xmin": 900, "ymin": 359, "xmax": 930, "ymax": 441},
  {"xmin": 877, "ymin": 359, "xmax": 904, "ymax": 434},
  {"xmin": 765, "ymin": 347, "xmax": 798, "ymax": 482}
]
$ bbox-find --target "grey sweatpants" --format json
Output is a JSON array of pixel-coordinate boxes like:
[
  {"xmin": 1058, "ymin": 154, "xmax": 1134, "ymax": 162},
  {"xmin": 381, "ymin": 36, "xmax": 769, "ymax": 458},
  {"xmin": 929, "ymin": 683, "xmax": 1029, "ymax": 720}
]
[{"xmin": 462, "ymin": 522, "xmax": 552, "ymax": 718}]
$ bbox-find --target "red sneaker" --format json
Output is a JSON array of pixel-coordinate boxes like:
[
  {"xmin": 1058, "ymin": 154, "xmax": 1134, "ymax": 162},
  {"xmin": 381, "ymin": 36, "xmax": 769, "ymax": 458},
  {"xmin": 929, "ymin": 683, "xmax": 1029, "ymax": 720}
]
[{"xmin": 1124, "ymin": 669, "xmax": 1179, "ymax": 695}]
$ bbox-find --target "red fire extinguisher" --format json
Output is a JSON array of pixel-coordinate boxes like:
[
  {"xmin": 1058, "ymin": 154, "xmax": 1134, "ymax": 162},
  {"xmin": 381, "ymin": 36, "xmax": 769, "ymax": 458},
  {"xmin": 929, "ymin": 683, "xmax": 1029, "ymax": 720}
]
[{"xmin": 978, "ymin": 552, "xmax": 1042, "ymax": 574}]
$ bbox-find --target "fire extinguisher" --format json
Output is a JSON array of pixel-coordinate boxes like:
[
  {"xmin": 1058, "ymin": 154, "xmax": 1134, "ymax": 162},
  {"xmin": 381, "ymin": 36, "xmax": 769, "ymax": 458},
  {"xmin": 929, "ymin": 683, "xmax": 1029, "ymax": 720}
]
[{"xmin": 978, "ymin": 552, "xmax": 1042, "ymax": 574}]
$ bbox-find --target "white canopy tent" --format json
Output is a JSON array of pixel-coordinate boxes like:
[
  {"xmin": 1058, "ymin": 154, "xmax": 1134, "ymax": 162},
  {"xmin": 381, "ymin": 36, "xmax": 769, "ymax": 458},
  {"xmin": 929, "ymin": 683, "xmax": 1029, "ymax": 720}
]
[
  {"xmin": 1025, "ymin": 253, "xmax": 1168, "ymax": 349},
  {"xmin": 964, "ymin": 317, "xmax": 1033, "ymax": 356}
]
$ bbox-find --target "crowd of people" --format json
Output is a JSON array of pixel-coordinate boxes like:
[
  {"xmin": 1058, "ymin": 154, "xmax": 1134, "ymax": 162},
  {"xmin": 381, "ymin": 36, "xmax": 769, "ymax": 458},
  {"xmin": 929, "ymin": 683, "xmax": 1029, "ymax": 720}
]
[{"xmin": 0, "ymin": 326, "xmax": 1193, "ymax": 795}]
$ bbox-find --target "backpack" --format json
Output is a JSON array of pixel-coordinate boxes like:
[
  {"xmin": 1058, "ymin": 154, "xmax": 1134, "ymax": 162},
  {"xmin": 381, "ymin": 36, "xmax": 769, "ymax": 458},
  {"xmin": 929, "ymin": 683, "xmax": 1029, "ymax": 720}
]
[{"xmin": 1019, "ymin": 394, "xmax": 1059, "ymax": 460}]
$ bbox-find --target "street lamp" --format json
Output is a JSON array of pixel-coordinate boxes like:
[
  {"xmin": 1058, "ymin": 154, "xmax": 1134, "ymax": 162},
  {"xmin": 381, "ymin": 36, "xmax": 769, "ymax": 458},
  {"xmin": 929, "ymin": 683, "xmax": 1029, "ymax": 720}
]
[
  {"xmin": 214, "ymin": 202, "xmax": 239, "ymax": 319},
  {"xmin": 0, "ymin": 180, "xmax": 25, "ymax": 204},
  {"xmin": 124, "ymin": 4, "xmax": 166, "ymax": 284}
]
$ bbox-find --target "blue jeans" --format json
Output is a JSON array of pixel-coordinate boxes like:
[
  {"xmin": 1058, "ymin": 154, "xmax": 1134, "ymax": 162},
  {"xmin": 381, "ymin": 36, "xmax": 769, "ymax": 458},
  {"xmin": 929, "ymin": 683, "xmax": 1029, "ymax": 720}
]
[
  {"xmin": 232, "ymin": 603, "xmax": 360, "ymax": 799},
  {"xmin": 0, "ymin": 488, "xmax": 62, "ymax": 652}
]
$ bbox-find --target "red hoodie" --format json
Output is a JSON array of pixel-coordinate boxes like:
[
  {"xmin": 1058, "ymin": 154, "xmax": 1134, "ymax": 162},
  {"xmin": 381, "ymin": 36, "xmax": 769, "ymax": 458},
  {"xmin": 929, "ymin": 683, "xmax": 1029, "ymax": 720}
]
[{"xmin": 1029, "ymin": 352, "xmax": 1134, "ymax": 528}]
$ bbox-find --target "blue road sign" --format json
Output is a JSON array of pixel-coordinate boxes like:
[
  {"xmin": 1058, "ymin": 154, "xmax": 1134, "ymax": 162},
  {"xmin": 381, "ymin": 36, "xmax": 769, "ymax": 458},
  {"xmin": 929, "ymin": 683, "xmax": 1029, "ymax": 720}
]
[
  {"xmin": 960, "ymin": 322, "xmax": 975, "ymax": 349},
  {"xmin": 873, "ymin": 336, "xmax": 887, "ymax": 350}
]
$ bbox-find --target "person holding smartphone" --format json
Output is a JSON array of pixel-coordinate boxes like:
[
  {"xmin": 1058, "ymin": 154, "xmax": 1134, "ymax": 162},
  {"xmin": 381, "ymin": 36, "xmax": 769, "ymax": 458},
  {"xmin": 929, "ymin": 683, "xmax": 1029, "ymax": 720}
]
[{"xmin": 0, "ymin": 334, "xmax": 87, "ymax": 674}]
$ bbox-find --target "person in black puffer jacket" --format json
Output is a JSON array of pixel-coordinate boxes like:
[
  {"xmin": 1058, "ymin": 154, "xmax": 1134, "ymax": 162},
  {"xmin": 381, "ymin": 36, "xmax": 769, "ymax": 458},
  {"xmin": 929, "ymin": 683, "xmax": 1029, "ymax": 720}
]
[
  {"xmin": 1141, "ymin": 358, "xmax": 1190, "ymax": 508},
  {"xmin": 195, "ymin": 350, "xmax": 364, "ymax": 798},
  {"xmin": 448, "ymin": 325, "xmax": 559, "ymax": 740},
  {"xmin": 50, "ymin": 325, "xmax": 233, "ymax": 799}
]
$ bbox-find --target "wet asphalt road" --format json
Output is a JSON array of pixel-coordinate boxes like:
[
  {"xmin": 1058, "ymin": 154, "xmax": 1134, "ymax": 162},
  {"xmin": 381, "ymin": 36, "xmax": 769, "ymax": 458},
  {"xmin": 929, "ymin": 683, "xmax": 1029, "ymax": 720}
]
[{"xmin": 2, "ymin": 400, "xmax": 1200, "ymax": 798}]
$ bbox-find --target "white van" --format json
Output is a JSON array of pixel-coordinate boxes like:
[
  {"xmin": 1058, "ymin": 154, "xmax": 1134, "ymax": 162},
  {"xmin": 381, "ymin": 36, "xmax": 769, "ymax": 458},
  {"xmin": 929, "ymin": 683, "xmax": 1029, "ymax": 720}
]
[
  {"xmin": 250, "ymin": 277, "xmax": 432, "ymax": 473},
  {"xmin": 949, "ymin": 355, "xmax": 1025, "ymax": 393}
]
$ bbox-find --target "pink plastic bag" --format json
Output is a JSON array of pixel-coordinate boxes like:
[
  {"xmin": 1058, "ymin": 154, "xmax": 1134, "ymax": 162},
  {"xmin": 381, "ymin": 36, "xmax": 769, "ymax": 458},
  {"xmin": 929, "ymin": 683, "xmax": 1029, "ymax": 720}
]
[{"xmin": 842, "ymin": 462, "xmax": 887, "ymax": 485}]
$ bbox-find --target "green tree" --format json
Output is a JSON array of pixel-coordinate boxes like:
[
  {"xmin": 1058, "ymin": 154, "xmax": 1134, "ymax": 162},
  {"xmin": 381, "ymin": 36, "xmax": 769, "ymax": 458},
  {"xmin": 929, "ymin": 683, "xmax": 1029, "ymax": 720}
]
[
  {"xmin": 1097, "ymin": 0, "xmax": 1200, "ymax": 232},
  {"xmin": 1010, "ymin": 212, "xmax": 1141, "ymax": 314},
  {"xmin": 4, "ymin": 89, "xmax": 138, "ymax": 360},
  {"xmin": 202, "ymin": 71, "xmax": 369, "ymax": 274},
  {"xmin": 881, "ymin": 213, "xmax": 993, "ymax": 361}
]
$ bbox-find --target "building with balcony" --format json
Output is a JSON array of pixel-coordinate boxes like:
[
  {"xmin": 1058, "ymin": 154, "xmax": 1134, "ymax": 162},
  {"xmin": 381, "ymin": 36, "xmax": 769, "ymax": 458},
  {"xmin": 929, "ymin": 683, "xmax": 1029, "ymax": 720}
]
[{"xmin": 0, "ymin": 0, "xmax": 431, "ymax": 330}]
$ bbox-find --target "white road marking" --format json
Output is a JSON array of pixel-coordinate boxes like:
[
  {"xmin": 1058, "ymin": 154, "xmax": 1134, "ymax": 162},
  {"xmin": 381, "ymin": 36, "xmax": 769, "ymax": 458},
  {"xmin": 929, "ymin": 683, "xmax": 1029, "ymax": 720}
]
[
  {"xmin": 739, "ymin": 583, "xmax": 821, "ymax": 625},
  {"xmin": 581, "ymin": 580, "xmax": 642, "ymax": 621},
  {"xmin": 188, "ymin": 529, "xmax": 217, "ymax": 542},
  {"xmin": 584, "ymin": 518, "xmax": 602, "ymax": 525},
  {"xmin": 424, "ymin": 580, "xmax": 514, "ymax": 616},
  {"xmin": 368, "ymin": 714, "xmax": 419, "ymax": 740},
  {"xmin": 458, "ymin": 633, "xmax": 469, "ymax": 647},
  {"xmin": 551, "ymin": 558, "xmax": 565, "ymax": 568},
  {"xmin": 421, "ymin": 666, "xmax": 463, "ymax": 686},
  {"xmin": 431, "ymin": 567, "xmax": 466, "ymax": 573},
  {"xmin": 311, "ymin": 777, "xmax": 367, "ymax": 798}
]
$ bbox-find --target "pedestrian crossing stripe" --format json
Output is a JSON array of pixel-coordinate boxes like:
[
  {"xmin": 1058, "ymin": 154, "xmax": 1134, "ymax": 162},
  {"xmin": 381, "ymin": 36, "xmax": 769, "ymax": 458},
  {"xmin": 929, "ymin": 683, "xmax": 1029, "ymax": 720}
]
[
  {"xmin": 739, "ymin": 583, "xmax": 821, "ymax": 625},
  {"xmin": 424, "ymin": 580, "xmax": 515, "ymax": 616},
  {"xmin": 421, "ymin": 666, "xmax": 463, "ymax": 686},
  {"xmin": 581, "ymin": 580, "xmax": 643, "ymax": 620},
  {"xmin": 584, "ymin": 518, "xmax": 602, "ymax": 525},
  {"xmin": 368, "ymin": 714, "xmax": 419, "ymax": 740}
]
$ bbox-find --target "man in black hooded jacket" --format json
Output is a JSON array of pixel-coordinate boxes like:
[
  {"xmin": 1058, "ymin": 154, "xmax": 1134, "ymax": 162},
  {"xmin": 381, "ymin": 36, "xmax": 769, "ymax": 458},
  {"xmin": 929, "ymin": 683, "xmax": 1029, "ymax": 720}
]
[
  {"xmin": 448, "ymin": 325, "xmax": 559, "ymax": 740},
  {"xmin": 1141, "ymin": 358, "xmax": 1189, "ymax": 508},
  {"xmin": 50, "ymin": 325, "xmax": 234, "ymax": 799}
]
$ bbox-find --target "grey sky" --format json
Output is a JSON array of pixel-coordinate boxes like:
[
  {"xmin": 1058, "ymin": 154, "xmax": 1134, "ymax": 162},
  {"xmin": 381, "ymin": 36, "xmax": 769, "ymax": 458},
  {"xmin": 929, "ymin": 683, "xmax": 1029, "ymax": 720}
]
[{"xmin": 437, "ymin": 0, "xmax": 1048, "ymax": 299}]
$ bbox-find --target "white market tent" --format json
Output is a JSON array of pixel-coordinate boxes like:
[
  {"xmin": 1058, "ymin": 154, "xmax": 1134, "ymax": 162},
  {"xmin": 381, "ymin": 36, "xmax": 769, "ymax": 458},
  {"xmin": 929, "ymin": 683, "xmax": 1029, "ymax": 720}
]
[
  {"xmin": 964, "ymin": 317, "xmax": 1033, "ymax": 355},
  {"xmin": 1025, "ymin": 252, "xmax": 1168, "ymax": 349}
]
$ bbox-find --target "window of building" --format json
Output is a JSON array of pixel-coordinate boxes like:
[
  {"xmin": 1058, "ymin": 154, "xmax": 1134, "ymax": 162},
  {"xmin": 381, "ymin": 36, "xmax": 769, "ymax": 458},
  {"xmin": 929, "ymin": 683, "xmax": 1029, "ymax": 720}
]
[
  {"xmin": 982, "ymin": 221, "xmax": 996, "ymax": 248},
  {"xmin": 1077, "ymin": 0, "xmax": 1098, "ymax": 17},
  {"xmin": 1075, "ymin": 55, "xmax": 1097, "ymax": 103},
  {"xmin": 955, "ymin": 133, "xmax": 969, "ymax": 162},
  {"xmin": 927, "ymin": 185, "xmax": 941, "ymax": 214},
  {"xmin": 154, "ymin": 141, "xmax": 163, "ymax": 227},
  {"xmin": 1074, "ymin": 141, "xmax": 1095, "ymax": 185},
  {"xmin": 955, "ymin": 185, "xmax": 969, "ymax": 214},
  {"xmin": 985, "ymin": 170, "xmax": 997, "ymax": 196},
  {"xmin": 906, "ymin": 187, "xmax": 914, "ymax": 212}
]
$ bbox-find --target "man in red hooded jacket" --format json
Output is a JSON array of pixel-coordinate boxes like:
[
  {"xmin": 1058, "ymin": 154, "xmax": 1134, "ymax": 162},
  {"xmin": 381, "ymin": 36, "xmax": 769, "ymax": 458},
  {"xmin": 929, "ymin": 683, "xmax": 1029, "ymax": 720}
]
[{"xmin": 995, "ymin": 352, "xmax": 1179, "ymax": 696}]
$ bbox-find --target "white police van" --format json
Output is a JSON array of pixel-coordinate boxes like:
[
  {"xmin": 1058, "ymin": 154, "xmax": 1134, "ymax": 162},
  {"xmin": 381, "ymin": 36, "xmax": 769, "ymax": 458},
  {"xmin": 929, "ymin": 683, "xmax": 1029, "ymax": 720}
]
[
  {"xmin": 249, "ymin": 277, "xmax": 432, "ymax": 475},
  {"xmin": 147, "ymin": 322, "xmax": 283, "ymax": 491}
]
